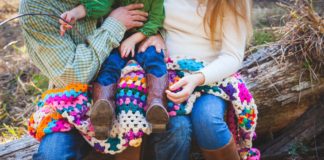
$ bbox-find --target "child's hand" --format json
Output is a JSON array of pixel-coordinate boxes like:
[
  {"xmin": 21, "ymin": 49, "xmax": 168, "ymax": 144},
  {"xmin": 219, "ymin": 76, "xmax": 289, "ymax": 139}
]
[
  {"xmin": 59, "ymin": 5, "xmax": 86, "ymax": 36},
  {"xmin": 119, "ymin": 38, "xmax": 137, "ymax": 58},
  {"xmin": 119, "ymin": 32, "xmax": 147, "ymax": 58},
  {"xmin": 59, "ymin": 11, "xmax": 77, "ymax": 36}
]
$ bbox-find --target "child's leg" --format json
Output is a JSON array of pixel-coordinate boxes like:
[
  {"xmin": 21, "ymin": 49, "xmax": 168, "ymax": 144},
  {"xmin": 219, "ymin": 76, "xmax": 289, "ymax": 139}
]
[
  {"xmin": 91, "ymin": 49, "xmax": 128, "ymax": 140},
  {"xmin": 135, "ymin": 46, "xmax": 167, "ymax": 77},
  {"xmin": 135, "ymin": 46, "xmax": 169, "ymax": 132},
  {"xmin": 95, "ymin": 49, "xmax": 128, "ymax": 86}
]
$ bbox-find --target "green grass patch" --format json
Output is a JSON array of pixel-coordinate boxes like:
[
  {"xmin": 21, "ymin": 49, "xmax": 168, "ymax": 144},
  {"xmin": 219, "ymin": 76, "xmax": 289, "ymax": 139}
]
[
  {"xmin": 31, "ymin": 74, "xmax": 49, "ymax": 91},
  {"xmin": 0, "ymin": 123, "xmax": 26, "ymax": 144},
  {"xmin": 252, "ymin": 30, "xmax": 277, "ymax": 46}
]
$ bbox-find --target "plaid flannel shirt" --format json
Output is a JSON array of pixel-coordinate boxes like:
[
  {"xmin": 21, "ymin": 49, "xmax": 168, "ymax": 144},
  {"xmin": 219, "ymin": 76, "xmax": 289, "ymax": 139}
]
[{"xmin": 19, "ymin": 0, "xmax": 126, "ymax": 88}]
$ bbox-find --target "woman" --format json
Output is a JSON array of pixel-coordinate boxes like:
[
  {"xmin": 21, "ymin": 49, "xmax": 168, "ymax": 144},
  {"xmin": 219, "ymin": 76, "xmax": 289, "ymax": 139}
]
[{"xmin": 140, "ymin": 0, "xmax": 254, "ymax": 159}]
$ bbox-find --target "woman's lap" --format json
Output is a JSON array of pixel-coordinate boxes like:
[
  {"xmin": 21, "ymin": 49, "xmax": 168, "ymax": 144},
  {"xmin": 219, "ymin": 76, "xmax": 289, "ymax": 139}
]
[
  {"xmin": 191, "ymin": 94, "xmax": 232, "ymax": 150},
  {"xmin": 150, "ymin": 94, "xmax": 232, "ymax": 157},
  {"xmin": 150, "ymin": 116, "xmax": 192, "ymax": 160}
]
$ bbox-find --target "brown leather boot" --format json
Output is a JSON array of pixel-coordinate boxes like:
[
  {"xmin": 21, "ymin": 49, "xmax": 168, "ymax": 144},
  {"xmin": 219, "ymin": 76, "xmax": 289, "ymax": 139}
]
[
  {"xmin": 146, "ymin": 74, "xmax": 169, "ymax": 132},
  {"xmin": 91, "ymin": 83, "xmax": 117, "ymax": 140},
  {"xmin": 201, "ymin": 137, "xmax": 240, "ymax": 160},
  {"xmin": 114, "ymin": 147, "xmax": 141, "ymax": 160}
]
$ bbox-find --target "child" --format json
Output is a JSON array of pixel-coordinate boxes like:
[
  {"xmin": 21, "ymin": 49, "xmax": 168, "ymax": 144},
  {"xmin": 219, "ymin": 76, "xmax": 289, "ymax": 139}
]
[{"xmin": 59, "ymin": 0, "xmax": 169, "ymax": 140}]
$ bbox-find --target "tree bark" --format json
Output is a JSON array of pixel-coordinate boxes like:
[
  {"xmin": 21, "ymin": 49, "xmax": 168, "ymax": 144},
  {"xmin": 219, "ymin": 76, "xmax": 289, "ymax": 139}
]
[
  {"xmin": 0, "ymin": 136, "xmax": 38, "ymax": 160},
  {"xmin": 240, "ymin": 46, "xmax": 324, "ymax": 136},
  {"xmin": 261, "ymin": 96, "xmax": 324, "ymax": 159}
]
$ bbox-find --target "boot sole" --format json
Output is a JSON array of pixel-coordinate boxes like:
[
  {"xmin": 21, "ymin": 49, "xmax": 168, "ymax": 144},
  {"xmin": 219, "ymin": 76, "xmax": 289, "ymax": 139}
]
[
  {"xmin": 146, "ymin": 104, "xmax": 169, "ymax": 133},
  {"xmin": 90, "ymin": 100, "xmax": 114, "ymax": 140}
]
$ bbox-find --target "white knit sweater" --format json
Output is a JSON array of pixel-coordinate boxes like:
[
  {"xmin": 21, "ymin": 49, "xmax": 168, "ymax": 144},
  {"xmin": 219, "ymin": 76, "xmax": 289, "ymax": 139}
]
[{"xmin": 163, "ymin": 0, "xmax": 250, "ymax": 84}]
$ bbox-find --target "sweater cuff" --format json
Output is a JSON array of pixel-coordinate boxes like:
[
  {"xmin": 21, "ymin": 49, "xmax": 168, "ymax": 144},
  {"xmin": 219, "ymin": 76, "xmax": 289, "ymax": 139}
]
[
  {"xmin": 101, "ymin": 17, "xmax": 127, "ymax": 42},
  {"xmin": 199, "ymin": 67, "xmax": 214, "ymax": 85}
]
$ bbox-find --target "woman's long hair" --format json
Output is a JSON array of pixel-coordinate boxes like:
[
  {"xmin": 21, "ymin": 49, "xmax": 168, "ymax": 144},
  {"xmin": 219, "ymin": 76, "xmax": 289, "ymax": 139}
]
[{"xmin": 199, "ymin": 0, "xmax": 253, "ymax": 46}]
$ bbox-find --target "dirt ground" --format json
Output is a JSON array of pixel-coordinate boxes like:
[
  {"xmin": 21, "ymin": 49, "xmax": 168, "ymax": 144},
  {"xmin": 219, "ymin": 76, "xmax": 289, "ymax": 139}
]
[{"xmin": 0, "ymin": 0, "xmax": 44, "ymax": 143}]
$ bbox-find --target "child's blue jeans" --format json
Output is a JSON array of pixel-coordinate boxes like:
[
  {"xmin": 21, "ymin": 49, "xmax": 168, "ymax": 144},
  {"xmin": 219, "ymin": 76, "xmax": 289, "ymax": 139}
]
[{"xmin": 95, "ymin": 46, "xmax": 167, "ymax": 86}]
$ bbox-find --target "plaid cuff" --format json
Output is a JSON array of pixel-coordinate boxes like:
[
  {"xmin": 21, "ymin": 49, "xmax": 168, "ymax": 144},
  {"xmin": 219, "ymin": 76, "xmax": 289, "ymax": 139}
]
[{"xmin": 102, "ymin": 17, "xmax": 127, "ymax": 42}]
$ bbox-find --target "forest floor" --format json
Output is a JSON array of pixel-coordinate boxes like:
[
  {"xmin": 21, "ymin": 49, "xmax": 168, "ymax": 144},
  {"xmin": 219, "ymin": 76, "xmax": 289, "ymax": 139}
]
[{"xmin": 0, "ymin": 0, "xmax": 43, "ymax": 143}]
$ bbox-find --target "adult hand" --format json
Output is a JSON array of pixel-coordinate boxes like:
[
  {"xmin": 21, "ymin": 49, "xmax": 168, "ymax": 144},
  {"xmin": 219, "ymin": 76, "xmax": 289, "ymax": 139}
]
[
  {"xmin": 138, "ymin": 34, "xmax": 169, "ymax": 61},
  {"xmin": 166, "ymin": 73, "xmax": 205, "ymax": 104},
  {"xmin": 109, "ymin": 4, "xmax": 148, "ymax": 30}
]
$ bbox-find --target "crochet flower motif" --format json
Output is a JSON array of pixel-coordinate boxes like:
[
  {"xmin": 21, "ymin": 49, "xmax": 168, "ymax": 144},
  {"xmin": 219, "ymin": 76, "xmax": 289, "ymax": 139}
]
[
  {"xmin": 238, "ymin": 108, "xmax": 256, "ymax": 130},
  {"xmin": 107, "ymin": 138, "xmax": 121, "ymax": 151},
  {"xmin": 239, "ymin": 148, "xmax": 260, "ymax": 160},
  {"xmin": 94, "ymin": 143, "xmax": 105, "ymax": 152},
  {"xmin": 220, "ymin": 83, "xmax": 237, "ymax": 100},
  {"xmin": 177, "ymin": 59, "xmax": 204, "ymax": 71},
  {"xmin": 129, "ymin": 138, "xmax": 142, "ymax": 147},
  {"xmin": 238, "ymin": 83, "xmax": 252, "ymax": 104},
  {"xmin": 123, "ymin": 130, "xmax": 144, "ymax": 147},
  {"xmin": 51, "ymin": 119, "xmax": 71, "ymax": 132}
]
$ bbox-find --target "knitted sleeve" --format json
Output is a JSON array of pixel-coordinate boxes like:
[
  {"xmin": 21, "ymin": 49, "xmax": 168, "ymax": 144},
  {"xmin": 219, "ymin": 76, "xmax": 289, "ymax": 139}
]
[{"xmin": 80, "ymin": 0, "xmax": 114, "ymax": 19}]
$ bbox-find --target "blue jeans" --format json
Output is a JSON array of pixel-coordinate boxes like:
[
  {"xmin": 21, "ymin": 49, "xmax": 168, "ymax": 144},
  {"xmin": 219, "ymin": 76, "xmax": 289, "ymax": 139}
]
[
  {"xmin": 32, "ymin": 117, "xmax": 192, "ymax": 160},
  {"xmin": 33, "ymin": 94, "xmax": 230, "ymax": 160},
  {"xmin": 150, "ymin": 94, "xmax": 231, "ymax": 160},
  {"xmin": 149, "ymin": 116, "xmax": 192, "ymax": 160},
  {"xmin": 96, "ymin": 46, "xmax": 167, "ymax": 86},
  {"xmin": 191, "ymin": 94, "xmax": 232, "ymax": 149},
  {"xmin": 33, "ymin": 130, "xmax": 91, "ymax": 160}
]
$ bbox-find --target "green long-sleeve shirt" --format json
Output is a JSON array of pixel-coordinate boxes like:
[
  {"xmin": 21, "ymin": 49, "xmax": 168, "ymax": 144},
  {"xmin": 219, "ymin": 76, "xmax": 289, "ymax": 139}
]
[
  {"xmin": 80, "ymin": 0, "xmax": 113, "ymax": 19},
  {"xmin": 82, "ymin": 0, "xmax": 165, "ymax": 37},
  {"xmin": 19, "ymin": 0, "xmax": 126, "ymax": 87}
]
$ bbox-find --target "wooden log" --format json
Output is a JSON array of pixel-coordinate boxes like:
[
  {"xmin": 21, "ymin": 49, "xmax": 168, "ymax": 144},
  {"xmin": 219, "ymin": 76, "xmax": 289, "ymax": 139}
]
[
  {"xmin": 262, "ymin": 146, "xmax": 324, "ymax": 160},
  {"xmin": 259, "ymin": 95, "xmax": 324, "ymax": 159},
  {"xmin": 0, "ymin": 135, "xmax": 115, "ymax": 160},
  {"xmin": 261, "ymin": 96, "xmax": 324, "ymax": 154},
  {"xmin": 240, "ymin": 46, "xmax": 324, "ymax": 136},
  {"xmin": 0, "ymin": 136, "xmax": 38, "ymax": 160}
]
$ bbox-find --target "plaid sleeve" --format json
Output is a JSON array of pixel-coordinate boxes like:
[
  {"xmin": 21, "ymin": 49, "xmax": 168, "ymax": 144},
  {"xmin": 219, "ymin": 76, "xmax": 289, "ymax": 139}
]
[{"xmin": 19, "ymin": 0, "xmax": 126, "ymax": 87}]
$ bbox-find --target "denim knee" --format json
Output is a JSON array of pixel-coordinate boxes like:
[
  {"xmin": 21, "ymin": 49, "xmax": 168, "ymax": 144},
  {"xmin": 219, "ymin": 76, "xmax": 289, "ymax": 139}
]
[
  {"xmin": 33, "ymin": 131, "xmax": 90, "ymax": 160},
  {"xmin": 135, "ymin": 46, "xmax": 167, "ymax": 77},
  {"xmin": 151, "ymin": 116, "xmax": 192, "ymax": 160},
  {"xmin": 191, "ymin": 94, "xmax": 232, "ymax": 150},
  {"xmin": 96, "ymin": 49, "xmax": 127, "ymax": 86},
  {"xmin": 167, "ymin": 116, "xmax": 192, "ymax": 142}
]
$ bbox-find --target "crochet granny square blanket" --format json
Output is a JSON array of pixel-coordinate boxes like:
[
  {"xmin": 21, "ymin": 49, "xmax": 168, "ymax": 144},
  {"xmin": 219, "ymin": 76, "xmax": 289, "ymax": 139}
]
[{"xmin": 28, "ymin": 57, "xmax": 260, "ymax": 160}]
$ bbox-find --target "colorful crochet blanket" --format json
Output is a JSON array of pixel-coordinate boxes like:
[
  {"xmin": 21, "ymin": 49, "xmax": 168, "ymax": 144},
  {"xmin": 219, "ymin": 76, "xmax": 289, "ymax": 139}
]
[{"xmin": 28, "ymin": 57, "xmax": 260, "ymax": 160}]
